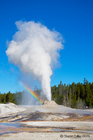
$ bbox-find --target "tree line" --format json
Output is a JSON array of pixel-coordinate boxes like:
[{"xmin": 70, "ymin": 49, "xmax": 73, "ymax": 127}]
[
  {"xmin": 0, "ymin": 78, "xmax": 93, "ymax": 109},
  {"xmin": 51, "ymin": 78, "xmax": 93, "ymax": 108},
  {"xmin": 0, "ymin": 91, "xmax": 22, "ymax": 105}
]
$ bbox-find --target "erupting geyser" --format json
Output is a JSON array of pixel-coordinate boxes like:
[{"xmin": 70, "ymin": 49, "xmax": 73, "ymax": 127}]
[{"xmin": 6, "ymin": 21, "xmax": 63, "ymax": 101}]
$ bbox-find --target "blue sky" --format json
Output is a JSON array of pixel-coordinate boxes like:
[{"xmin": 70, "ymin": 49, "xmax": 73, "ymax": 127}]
[{"xmin": 0, "ymin": 0, "xmax": 93, "ymax": 93}]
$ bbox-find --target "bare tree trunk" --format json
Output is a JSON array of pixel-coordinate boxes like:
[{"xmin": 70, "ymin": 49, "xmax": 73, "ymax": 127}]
[
  {"xmin": 66, "ymin": 89, "xmax": 68, "ymax": 106},
  {"xmin": 69, "ymin": 88, "xmax": 71, "ymax": 107}
]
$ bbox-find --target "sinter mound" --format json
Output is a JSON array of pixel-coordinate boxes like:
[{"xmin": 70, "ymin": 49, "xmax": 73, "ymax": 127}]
[{"xmin": 43, "ymin": 100, "xmax": 57, "ymax": 106}]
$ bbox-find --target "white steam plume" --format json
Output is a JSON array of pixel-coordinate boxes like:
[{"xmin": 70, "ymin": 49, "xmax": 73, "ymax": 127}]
[{"xmin": 6, "ymin": 21, "xmax": 63, "ymax": 101}]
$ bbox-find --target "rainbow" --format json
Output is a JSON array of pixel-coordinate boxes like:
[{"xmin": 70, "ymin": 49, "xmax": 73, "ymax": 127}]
[{"xmin": 19, "ymin": 82, "xmax": 44, "ymax": 104}]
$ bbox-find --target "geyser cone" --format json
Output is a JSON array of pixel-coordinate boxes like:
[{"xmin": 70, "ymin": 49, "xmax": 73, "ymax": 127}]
[{"xmin": 42, "ymin": 100, "xmax": 57, "ymax": 106}]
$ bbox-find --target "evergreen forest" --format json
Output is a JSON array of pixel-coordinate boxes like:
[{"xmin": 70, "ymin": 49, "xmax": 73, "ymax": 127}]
[{"xmin": 0, "ymin": 78, "xmax": 93, "ymax": 109}]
